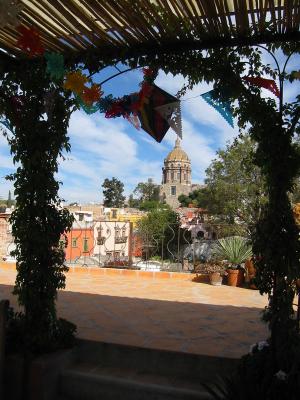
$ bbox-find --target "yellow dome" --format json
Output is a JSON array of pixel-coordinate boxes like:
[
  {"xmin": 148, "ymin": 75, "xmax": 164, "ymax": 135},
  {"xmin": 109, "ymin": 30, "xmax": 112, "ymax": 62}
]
[{"xmin": 166, "ymin": 138, "xmax": 189, "ymax": 162}]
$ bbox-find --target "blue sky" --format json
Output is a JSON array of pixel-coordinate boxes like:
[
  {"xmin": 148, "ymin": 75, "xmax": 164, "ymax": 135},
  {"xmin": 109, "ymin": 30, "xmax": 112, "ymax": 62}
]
[{"xmin": 0, "ymin": 50, "xmax": 299, "ymax": 204}]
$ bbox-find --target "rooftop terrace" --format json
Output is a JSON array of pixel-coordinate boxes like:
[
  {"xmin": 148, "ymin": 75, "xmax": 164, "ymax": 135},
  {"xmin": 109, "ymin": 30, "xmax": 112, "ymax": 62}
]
[{"xmin": 0, "ymin": 262, "xmax": 268, "ymax": 359}]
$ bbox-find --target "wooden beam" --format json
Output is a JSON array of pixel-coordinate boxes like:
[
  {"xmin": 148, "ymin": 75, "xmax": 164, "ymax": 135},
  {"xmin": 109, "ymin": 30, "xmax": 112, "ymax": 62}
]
[{"xmin": 67, "ymin": 30, "xmax": 300, "ymax": 66}]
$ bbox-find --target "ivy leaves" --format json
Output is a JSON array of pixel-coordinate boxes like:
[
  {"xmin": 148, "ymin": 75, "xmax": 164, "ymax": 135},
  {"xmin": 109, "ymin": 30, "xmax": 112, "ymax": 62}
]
[{"xmin": 0, "ymin": 60, "xmax": 75, "ymax": 353}]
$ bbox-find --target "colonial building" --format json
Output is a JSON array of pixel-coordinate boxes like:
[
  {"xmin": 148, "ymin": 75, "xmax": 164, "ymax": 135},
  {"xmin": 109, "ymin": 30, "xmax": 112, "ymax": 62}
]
[
  {"xmin": 94, "ymin": 221, "xmax": 132, "ymax": 264},
  {"xmin": 159, "ymin": 138, "xmax": 192, "ymax": 209},
  {"xmin": 0, "ymin": 210, "xmax": 15, "ymax": 261}
]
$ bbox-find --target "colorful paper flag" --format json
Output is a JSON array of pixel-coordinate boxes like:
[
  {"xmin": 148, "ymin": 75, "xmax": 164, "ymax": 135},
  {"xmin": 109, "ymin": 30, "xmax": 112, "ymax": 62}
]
[
  {"xmin": 243, "ymin": 77, "xmax": 280, "ymax": 98},
  {"xmin": 155, "ymin": 101, "xmax": 182, "ymax": 139},
  {"xmin": 138, "ymin": 85, "xmax": 179, "ymax": 142},
  {"xmin": 201, "ymin": 90, "xmax": 234, "ymax": 128}
]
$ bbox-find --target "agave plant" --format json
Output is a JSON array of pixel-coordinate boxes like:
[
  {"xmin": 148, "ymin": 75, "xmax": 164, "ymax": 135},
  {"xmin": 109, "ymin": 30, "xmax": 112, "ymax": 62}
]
[{"xmin": 214, "ymin": 236, "xmax": 252, "ymax": 267}]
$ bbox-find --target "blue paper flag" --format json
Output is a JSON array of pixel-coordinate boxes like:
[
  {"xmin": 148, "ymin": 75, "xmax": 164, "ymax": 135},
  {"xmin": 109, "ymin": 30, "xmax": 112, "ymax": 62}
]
[{"xmin": 201, "ymin": 90, "xmax": 234, "ymax": 128}]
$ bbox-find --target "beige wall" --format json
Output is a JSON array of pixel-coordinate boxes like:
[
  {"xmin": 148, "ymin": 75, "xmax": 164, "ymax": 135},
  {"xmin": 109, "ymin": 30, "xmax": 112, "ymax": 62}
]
[
  {"xmin": 160, "ymin": 183, "xmax": 191, "ymax": 209},
  {"xmin": 0, "ymin": 215, "xmax": 14, "ymax": 259},
  {"xmin": 67, "ymin": 204, "xmax": 104, "ymax": 220},
  {"xmin": 94, "ymin": 221, "xmax": 131, "ymax": 258}
]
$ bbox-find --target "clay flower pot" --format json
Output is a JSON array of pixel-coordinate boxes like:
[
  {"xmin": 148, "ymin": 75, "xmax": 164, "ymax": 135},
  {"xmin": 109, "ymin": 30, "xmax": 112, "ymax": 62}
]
[
  {"xmin": 245, "ymin": 258, "xmax": 257, "ymax": 289},
  {"xmin": 209, "ymin": 272, "xmax": 222, "ymax": 286},
  {"xmin": 226, "ymin": 268, "xmax": 244, "ymax": 287}
]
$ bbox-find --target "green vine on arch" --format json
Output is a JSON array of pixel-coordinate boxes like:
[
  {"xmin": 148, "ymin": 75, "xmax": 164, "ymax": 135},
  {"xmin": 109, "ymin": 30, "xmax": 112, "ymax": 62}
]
[
  {"xmin": 1, "ymin": 37, "xmax": 300, "ymax": 368},
  {"xmin": 122, "ymin": 43, "xmax": 300, "ymax": 390},
  {"xmin": 0, "ymin": 58, "xmax": 76, "ymax": 353}
]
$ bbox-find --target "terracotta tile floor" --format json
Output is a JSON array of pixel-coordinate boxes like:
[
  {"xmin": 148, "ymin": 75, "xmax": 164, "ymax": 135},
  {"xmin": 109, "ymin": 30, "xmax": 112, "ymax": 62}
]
[{"xmin": 0, "ymin": 264, "xmax": 268, "ymax": 359}]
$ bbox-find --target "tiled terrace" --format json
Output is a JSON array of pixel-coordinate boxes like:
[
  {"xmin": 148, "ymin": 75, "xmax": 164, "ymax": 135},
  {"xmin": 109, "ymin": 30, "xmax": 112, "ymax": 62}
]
[{"xmin": 0, "ymin": 262, "xmax": 268, "ymax": 359}]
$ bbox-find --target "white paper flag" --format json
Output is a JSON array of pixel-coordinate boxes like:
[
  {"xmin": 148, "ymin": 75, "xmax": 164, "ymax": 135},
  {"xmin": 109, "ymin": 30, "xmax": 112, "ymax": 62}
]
[{"xmin": 155, "ymin": 101, "xmax": 182, "ymax": 139}]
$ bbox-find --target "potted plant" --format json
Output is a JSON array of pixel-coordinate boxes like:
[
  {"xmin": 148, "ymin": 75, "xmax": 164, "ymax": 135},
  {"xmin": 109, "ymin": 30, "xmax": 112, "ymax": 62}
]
[
  {"xmin": 245, "ymin": 257, "xmax": 258, "ymax": 289},
  {"xmin": 214, "ymin": 236, "xmax": 252, "ymax": 287},
  {"xmin": 202, "ymin": 262, "xmax": 226, "ymax": 286}
]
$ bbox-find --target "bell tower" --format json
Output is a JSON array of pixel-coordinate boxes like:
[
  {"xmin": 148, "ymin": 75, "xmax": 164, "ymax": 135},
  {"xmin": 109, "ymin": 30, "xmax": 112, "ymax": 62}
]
[{"xmin": 160, "ymin": 138, "xmax": 192, "ymax": 209}]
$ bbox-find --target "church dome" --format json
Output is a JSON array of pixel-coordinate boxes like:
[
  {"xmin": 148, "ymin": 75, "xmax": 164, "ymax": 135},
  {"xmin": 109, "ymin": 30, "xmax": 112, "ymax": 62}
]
[{"xmin": 165, "ymin": 138, "xmax": 190, "ymax": 162}]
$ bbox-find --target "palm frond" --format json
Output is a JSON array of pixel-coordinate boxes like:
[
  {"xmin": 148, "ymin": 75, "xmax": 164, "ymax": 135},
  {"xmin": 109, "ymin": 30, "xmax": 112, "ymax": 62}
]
[{"xmin": 214, "ymin": 236, "xmax": 252, "ymax": 265}]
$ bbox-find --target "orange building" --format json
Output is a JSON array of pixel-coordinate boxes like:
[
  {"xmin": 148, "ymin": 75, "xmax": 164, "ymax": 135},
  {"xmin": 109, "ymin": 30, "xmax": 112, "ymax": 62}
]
[{"xmin": 65, "ymin": 226, "xmax": 95, "ymax": 263}]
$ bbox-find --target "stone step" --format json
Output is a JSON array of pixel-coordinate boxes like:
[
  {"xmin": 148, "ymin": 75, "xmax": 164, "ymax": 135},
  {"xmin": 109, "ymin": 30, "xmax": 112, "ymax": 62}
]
[
  {"xmin": 74, "ymin": 339, "xmax": 238, "ymax": 382},
  {"xmin": 59, "ymin": 363, "xmax": 214, "ymax": 400}
]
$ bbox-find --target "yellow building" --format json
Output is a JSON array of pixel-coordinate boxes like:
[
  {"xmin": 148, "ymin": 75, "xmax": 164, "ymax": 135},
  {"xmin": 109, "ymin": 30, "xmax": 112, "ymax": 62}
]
[
  {"xmin": 117, "ymin": 213, "xmax": 144, "ymax": 228},
  {"xmin": 103, "ymin": 207, "xmax": 145, "ymax": 228}
]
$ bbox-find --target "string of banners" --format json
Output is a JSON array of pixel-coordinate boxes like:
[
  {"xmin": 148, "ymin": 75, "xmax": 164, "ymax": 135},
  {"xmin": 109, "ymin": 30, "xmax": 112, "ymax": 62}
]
[{"xmin": 0, "ymin": 8, "xmax": 298, "ymax": 142}]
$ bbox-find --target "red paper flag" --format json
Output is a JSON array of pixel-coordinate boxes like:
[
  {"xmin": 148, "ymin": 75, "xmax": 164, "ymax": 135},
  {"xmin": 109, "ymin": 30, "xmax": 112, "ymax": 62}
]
[
  {"xmin": 17, "ymin": 25, "xmax": 44, "ymax": 57},
  {"xmin": 243, "ymin": 77, "xmax": 280, "ymax": 98}
]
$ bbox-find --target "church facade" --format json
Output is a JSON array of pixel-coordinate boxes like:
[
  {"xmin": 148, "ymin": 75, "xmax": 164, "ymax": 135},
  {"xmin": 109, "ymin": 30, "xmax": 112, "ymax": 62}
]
[{"xmin": 159, "ymin": 138, "xmax": 193, "ymax": 209}]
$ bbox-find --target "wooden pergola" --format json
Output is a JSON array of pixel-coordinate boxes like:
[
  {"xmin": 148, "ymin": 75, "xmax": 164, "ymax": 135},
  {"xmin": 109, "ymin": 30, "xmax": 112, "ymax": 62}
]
[
  {"xmin": 0, "ymin": 3, "xmax": 300, "ymax": 388},
  {"xmin": 0, "ymin": 1, "xmax": 299, "ymax": 61}
]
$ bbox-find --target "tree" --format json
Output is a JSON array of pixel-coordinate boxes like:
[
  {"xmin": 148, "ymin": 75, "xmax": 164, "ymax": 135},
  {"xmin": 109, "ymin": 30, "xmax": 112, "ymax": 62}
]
[
  {"xmin": 137, "ymin": 42, "xmax": 300, "ymax": 357},
  {"xmin": 139, "ymin": 200, "xmax": 162, "ymax": 211},
  {"xmin": 137, "ymin": 207, "xmax": 180, "ymax": 260},
  {"xmin": 178, "ymin": 188, "xmax": 210, "ymax": 209},
  {"xmin": 128, "ymin": 194, "xmax": 140, "ymax": 208},
  {"xmin": 129, "ymin": 178, "xmax": 161, "ymax": 210},
  {"xmin": 179, "ymin": 135, "xmax": 300, "ymax": 238},
  {"xmin": 102, "ymin": 177, "xmax": 125, "ymax": 207},
  {"xmin": 133, "ymin": 178, "xmax": 160, "ymax": 202},
  {"xmin": 204, "ymin": 134, "xmax": 267, "ymax": 233},
  {"xmin": 0, "ymin": 62, "xmax": 76, "ymax": 352},
  {"xmin": 177, "ymin": 134, "xmax": 267, "ymax": 236}
]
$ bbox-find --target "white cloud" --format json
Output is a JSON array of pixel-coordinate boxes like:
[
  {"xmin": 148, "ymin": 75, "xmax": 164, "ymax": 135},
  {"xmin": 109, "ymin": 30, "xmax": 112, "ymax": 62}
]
[
  {"xmin": 156, "ymin": 72, "xmax": 187, "ymax": 95},
  {"xmin": 3, "ymin": 53, "xmax": 297, "ymax": 203},
  {"xmin": 59, "ymin": 156, "xmax": 99, "ymax": 183},
  {"xmin": 58, "ymin": 72, "xmax": 241, "ymax": 202},
  {"xmin": 0, "ymin": 153, "xmax": 14, "ymax": 170},
  {"xmin": 59, "ymin": 185, "xmax": 100, "ymax": 204},
  {"xmin": 58, "ymin": 111, "xmax": 166, "ymax": 202}
]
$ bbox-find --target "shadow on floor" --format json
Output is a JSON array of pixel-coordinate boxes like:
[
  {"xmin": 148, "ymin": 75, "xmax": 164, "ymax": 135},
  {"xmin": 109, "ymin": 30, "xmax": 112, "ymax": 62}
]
[{"xmin": 0, "ymin": 283, "xmax": 268, "ymax": 358}]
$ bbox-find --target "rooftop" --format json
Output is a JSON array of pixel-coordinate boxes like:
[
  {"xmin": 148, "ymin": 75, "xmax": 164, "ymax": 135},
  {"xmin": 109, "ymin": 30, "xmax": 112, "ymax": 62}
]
[{"xmin": 0, "ymin": 262, "xmax": 268, "ymax": 358}]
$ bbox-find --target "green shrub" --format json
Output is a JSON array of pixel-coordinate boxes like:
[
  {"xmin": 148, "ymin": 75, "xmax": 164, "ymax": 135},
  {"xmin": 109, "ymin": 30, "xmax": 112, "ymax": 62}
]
[
  {"xmin": 214, "ymin": 236, "xmax": 252, "ymax": 266},
  {"xmin": 204, "ymin": 339, "xmax": 300, "ymax": 400},
  {"xmin": 6, "ymin": 306, "xmax": 76, "ymax": 355}
]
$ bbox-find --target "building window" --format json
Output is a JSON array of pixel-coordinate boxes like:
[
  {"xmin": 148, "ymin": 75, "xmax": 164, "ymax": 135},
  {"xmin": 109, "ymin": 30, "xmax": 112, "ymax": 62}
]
[
  {"xmin": 112, "ymin": 209, "xmax": 117, "ymax": 219},
  {"xmin": 115, "ymin": 227, "xmax": 120, "ymax": 238},
  {"xmin": 171, "ymin": 172, "xmax": 174, "ymax": 181},
  {"xmin": 72, "ymin": 238, "xmax": 77, "ymax": 248},
  {"xmin": 83, "ymin": 238, "xmax": 89, "ymax": 252},
  {"xmin": 177, "ymin": 172, "xmax": 180, "ymax": 180},
  {"xmin": 78, "ymin": 213, "xmax": 83, "ymax": 221},
  {"xmin": 171, "ymin": 186, "xmax": 176, "ymax": 196},
  {"xmin": 184, "ymin": 173, "xmax": 187, "ymax": 181}
]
